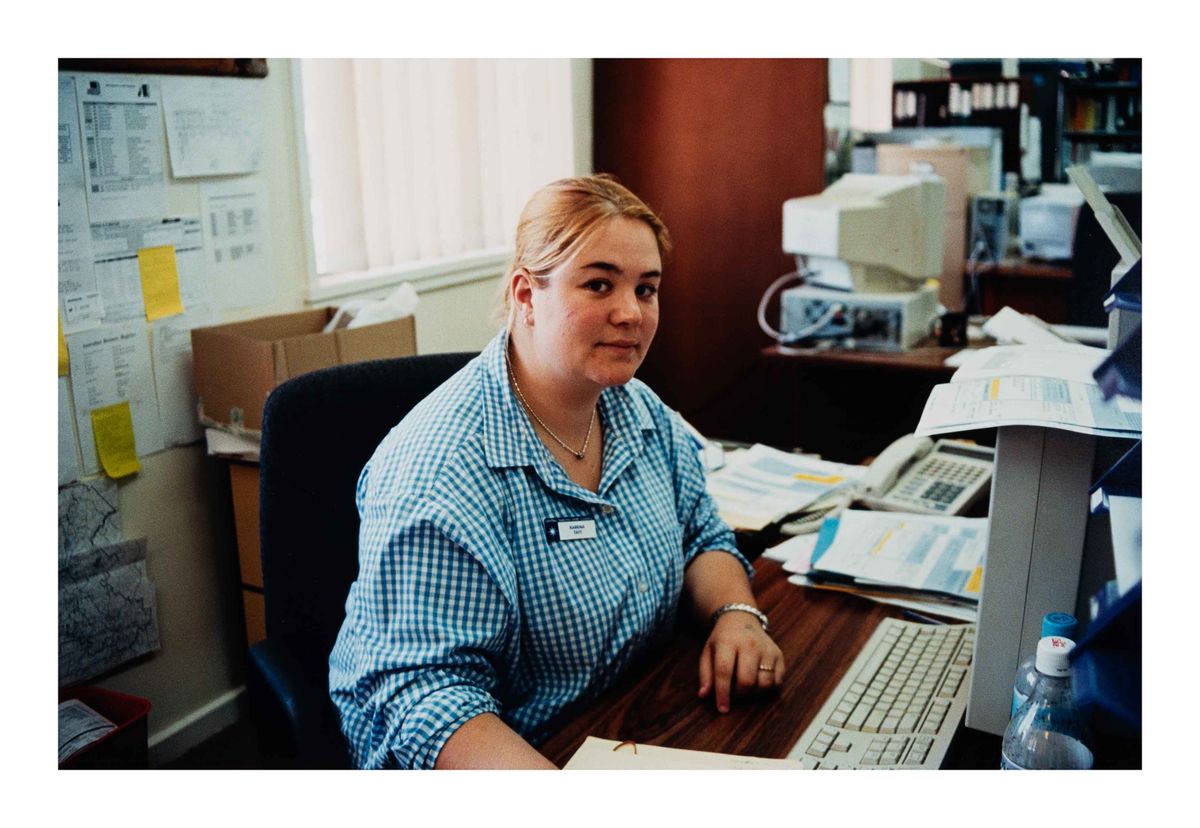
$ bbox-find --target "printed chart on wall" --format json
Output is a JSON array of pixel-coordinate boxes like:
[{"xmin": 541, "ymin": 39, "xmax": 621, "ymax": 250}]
[{"xmin": 57, "ymin": 69, "xmax": 265, "ymax": 485}]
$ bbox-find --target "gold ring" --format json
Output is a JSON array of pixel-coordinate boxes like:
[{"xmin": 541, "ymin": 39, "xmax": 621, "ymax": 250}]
[{"xmin": 758, "ymin": 664, "xmax": 774, "ymax": 672}]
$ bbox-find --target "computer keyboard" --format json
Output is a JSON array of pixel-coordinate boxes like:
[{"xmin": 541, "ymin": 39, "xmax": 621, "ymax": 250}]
[{"xmin": 787, "ymin": 617, "xmax": 975, "ymax": 769}]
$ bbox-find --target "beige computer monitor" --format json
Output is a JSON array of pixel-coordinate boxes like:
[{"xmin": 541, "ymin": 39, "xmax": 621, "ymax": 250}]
[{"xmin": 876, "ymin": 143, "xmax": 993, "ymax": 310}]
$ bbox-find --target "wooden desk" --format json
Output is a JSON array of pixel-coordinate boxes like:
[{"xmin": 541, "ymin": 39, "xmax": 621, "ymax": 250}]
[
  {"xmin": 538, "ymin": 558, "xmax": 998, "ymax": 768},
  {"xmin": 972, "ymin": 259, "xmax": 1072, "ymax": 322},
  {"xmin": 758, "ymin": 341, "xmax": 965, "ymax": 463}
]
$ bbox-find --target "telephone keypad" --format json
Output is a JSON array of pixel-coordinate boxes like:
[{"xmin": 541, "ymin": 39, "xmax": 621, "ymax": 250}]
[{"xmin": 895, "ymin": 460, "xmax": 988, "ymax": 511}]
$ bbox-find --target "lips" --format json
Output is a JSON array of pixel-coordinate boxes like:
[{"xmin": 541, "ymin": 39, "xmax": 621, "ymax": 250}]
[{"xmin": 598, "ymin": 340, "xmax": 638, "ymax": 349}]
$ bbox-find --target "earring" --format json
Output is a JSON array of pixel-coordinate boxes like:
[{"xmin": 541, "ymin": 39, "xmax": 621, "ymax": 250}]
[{"xmin": 524, "ymin": 313, "xmax": 534, "ymax": 327}]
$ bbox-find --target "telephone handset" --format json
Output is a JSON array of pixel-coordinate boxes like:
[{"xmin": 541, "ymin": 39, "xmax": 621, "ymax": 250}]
[{"xmin": 859, "ymin": 434, "xmax": 994, "ymax": 516}]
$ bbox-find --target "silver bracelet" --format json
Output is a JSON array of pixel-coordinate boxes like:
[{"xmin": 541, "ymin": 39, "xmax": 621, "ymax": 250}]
[{"xmin": 711, "ymin": 602, "xmax": 769, "ymax": 633}]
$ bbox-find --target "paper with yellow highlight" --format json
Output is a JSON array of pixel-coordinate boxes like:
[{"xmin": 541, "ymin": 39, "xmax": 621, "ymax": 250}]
[
  {"xmin": 808, "ymin": 509, "xmax": 987, "ymax": 604},
  {"xmin": 793, "ymin": 472, "xmax": 846, "ymax": 485},
  {"xmin": 965, "ymin": 566, "xmax": 984, "ymax": 594},
  {"xmin": 90, "ymin": 401, "xmax": 141, "ymax": 478},
  {"xmin": 137, "ymin": 245, "xmax": 185, "ymax": 321}
]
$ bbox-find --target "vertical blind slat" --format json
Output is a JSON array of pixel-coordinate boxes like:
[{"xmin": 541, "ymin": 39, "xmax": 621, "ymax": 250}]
[{"xmin": 301, "ymin": 59, "xmax": 575, "ymax": 281}]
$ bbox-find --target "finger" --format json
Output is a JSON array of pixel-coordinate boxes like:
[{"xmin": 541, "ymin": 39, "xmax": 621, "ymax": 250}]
[
  {"xmin": 697, "ymin": 644, "xmax": 713, "ymax": 698},
  {"xmin": 713, "ymin": 646, "xmax": 736, "ymax": 713},
  {"xmin": 773, "ymin": 653, "xmax": 786, "ymax": 687},
  {"xmin": 756, "ymin": 657, "xmax": 777, "ymax": 689},
  {"xmin": 736, "ymin": 647, "xmax": 761, "ymax": 693}
]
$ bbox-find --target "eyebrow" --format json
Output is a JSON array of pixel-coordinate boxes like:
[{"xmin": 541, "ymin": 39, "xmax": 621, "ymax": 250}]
[{"xmin": 582, "ymin": 260, "xmax": 662, "ymax": 279}]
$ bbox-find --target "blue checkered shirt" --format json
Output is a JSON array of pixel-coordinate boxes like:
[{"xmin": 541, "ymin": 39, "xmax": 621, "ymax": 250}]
[{"xmin": 329, "ymin": 331, "xmax": 748, "ymax": 769}]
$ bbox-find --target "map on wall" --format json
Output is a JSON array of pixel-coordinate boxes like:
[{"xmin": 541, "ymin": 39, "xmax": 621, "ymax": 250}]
[{"xmin": 59, "ymin": 536, "xmax": 161, "ymax": 686}]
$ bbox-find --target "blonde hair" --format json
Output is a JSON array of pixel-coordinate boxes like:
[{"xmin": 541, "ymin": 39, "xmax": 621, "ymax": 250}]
[{"xmin": 497, "ymin": 174, "xmax": 671, "ymax": 327}]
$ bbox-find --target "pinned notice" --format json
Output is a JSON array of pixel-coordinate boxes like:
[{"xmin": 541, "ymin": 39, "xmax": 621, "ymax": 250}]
[
  {"xmin": 137, "ymin": 245, "xmax": 184, "ymax": 321},
  {"xmin": 90, "ymin": 401, "xmax": 141, "ymax": 478}
]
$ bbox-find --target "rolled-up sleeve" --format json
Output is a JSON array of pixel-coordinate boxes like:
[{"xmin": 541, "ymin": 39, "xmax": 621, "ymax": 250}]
[
  {"xmin": 667, "ymin": 413, "xmax": 753, "ymax": 580},
  {"xmin": 330, "ymin": 500, "xmax": 513, "ymax": 769}
]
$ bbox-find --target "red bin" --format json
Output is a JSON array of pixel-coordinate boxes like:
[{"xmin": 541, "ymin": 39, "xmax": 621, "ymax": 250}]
[{"xmin": 59, "ymin": 687, "xmax": 151, "ymax": 769}]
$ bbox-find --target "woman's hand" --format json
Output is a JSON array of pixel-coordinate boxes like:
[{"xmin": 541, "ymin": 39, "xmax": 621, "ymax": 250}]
[{"xmin": 697, "ymin": 610, "xmax": 785, "ymax": 713}]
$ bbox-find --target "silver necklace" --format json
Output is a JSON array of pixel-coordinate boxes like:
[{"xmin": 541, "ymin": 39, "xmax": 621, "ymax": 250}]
[{"xmin": 505, "ymin": 343, "xmax": 597, "ymax": 461}]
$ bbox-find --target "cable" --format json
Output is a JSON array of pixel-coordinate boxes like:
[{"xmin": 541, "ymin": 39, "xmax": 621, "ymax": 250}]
[
  {"xmin": 756, "ymin": 269, "xmax": 845, "ymax": 351},
  {"xmin": 964, "ymin": 230, "xmax": 996, "ymax": 316}
]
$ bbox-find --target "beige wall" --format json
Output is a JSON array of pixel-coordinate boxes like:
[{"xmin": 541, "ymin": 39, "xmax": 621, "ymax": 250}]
[{"xmin": 72, "ymin": 59, "xmax": 504, "ymax": 764}]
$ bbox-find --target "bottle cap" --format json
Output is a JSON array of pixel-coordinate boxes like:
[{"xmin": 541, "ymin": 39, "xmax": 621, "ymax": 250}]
[
  {"xmin": 1035, "ymin": 636, "xmax": 1076, "ymax": 677},
  {"xmin": 1041, "ymin": 612, "xmax": 1077, "ymax": 639}
]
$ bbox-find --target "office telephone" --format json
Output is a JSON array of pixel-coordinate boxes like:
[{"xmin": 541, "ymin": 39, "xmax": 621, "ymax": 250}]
[{"xmin": 858, "ymin": 434, "xmax": 994, "ymax": 516}]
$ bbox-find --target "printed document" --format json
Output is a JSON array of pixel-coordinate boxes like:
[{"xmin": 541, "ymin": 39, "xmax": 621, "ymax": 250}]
[
  {"xmin": 200, "ymin": 178, "xmax": 272, "ymax": 309},
  {"xmin": 151, "ymin": 307, "xmax": 212, "ymax": 447},
  {"xmin": 705, "ymin": 444, "xmax": 865, "ymax": 531},
  {"xmin": 564, "ymin": 736, "xmax": 802, "ymax": 770},
  {"xmin": 949, "ymin": 343, "xmax": 1110, "ymax": 384},
  {"xmin": 918, "ymin": 343, "xmax": 1140, "ymax": 438},
  {"xmin": 75, "ymin": 75, "xmax": 168, "ymax": 222},
  {"xmin": 809, "ymin": 510, "xmax": 987, "ymax": 603},
  {"xmin": 59, "ymin": 700, "xmax": 116, "ymax": 764},
  {"xmin": 59, "ymin": 75, "xmax": 102, "ymax": 333},
  {"xmin": 67, "ymin": 320, "xmax": 164, "ymax": 476},
  {"xmin": 162, "ymin": 75, "xmax": 264, "ymax": 177},
  {"xmin": 785, "ymin": 574, "xmax": 978, "ymax": 622},
  {"xmin": 91, "ymin": 217, "xmax": 207, "ymax": 323},
  {"xmin": 917, "ymin": 375, "xmax": 1141, "ymax": 438}
]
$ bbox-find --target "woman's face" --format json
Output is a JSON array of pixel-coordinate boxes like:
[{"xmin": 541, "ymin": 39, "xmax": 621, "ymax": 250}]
[{"xmin": 521, "ymin": 216, "xmax": 662, "ymax": 392}]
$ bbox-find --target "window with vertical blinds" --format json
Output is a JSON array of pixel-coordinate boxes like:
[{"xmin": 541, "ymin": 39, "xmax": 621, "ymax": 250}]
[{"xmin": 296, "ymin": 59, "xmax": 579, "ymax": 299}]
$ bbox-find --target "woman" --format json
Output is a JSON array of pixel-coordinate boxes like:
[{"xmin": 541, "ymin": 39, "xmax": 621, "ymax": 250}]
[{"xmin": 329, "ymin": 174, "xmax": 784, "ymax": 769}]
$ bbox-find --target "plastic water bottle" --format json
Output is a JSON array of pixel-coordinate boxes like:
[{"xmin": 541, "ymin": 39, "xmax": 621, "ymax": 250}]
[
  {"xmin": 1001, "ymin": 636, "xmax": 1094, "ymax": 770},
  {"xmin": 1012, "ymin": 612, "xmax": 1077, "ymax": 715}
]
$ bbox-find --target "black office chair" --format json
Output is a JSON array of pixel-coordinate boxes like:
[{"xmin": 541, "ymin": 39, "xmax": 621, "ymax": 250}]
[{"xmin": 247, "ymin": 351, "xmax": 476, "ymax": 768}]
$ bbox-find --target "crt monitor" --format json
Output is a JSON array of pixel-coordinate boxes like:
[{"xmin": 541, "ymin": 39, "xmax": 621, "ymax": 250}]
[{"xmin": 782, "ymin": 173, "xmax": 946, "ymax": 294}]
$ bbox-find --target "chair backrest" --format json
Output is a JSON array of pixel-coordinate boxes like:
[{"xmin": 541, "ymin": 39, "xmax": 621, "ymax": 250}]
[{"xmin": 257, "ymin": 351, "xmax": 476, "ymax": 693}]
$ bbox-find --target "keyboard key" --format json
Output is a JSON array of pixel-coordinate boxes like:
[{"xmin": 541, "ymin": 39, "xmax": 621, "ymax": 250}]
[
  {"xmin": 846, "ymin": 704, "xmax": 871, "ymax": 730},
  {"xmin": 863, "ymin": 709, "xmax": 886, "ymax": 733}
]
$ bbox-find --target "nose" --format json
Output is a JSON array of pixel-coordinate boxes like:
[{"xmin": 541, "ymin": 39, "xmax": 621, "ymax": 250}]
[{"xmin": 610, "ymin": 287, "xmax": 641, "ymax": 326}]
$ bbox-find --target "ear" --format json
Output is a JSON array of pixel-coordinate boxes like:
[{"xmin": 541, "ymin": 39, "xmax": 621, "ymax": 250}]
[{"xmin": 511, "ymin": 268, "xmax": 536, "ymax": 324}]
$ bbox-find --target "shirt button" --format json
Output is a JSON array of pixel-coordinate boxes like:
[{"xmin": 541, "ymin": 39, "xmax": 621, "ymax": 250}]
[
  {"xmin": 601, "ymin": 505, "xmax": 614, "ymax": 515},
  {"xmin": 638, "ymin": 582, "xmax": 649, "ymax": 593}
]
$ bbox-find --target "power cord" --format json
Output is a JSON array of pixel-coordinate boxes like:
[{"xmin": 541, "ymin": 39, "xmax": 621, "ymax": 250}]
[{"xmin": 757, "ymin": 269, "xmax": 846, "ymax": 353}]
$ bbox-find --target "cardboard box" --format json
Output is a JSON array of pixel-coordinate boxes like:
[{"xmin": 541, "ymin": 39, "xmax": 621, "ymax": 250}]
[
  {"xmin": 876, "ymin": 144, "xmax": 993, "ymax": 311},
  {"xmin": 191, "ymin": 307, "xmax": 416, "ymax": 433}
]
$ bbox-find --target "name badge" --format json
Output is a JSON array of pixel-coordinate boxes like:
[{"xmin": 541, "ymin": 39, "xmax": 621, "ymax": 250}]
[{"xmin": 544, "ymin": 517, "xmax": 597, "ymax": 543}]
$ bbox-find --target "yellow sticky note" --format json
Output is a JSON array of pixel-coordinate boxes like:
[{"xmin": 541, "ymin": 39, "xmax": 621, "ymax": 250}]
[
  {"xmin": 137, "ymin": 245, "xmax": 185, "ymax": 321},
  {"xmin": 59, "ymin": 313, "xmax": 69, "ymax": 376},
  {"xmin": 90, "ymin": 401, "xmax": 142, "ymax": 479}
]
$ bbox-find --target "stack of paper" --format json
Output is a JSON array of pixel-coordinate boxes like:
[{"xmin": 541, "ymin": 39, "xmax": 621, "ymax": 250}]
[
  {"xmin": 704, "ymin": 444, "xmax": 866, "ymax": 532},
  {"xmin": 771, "ymin": 509, "xmax": 987, "ymax": 622},
  {"xmin": 916, "ymin": 343, "xmax": 1141, "ymax": 439}
]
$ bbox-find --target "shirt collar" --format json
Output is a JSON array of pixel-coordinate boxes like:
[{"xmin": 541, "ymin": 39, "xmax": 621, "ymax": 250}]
[{"xmin": 480, "ymin": 330, "xmax": 657, "ymax": 478}]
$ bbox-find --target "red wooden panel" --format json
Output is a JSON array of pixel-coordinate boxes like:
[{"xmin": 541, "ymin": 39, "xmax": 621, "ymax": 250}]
[{"xmin": 594, "ymin": 59, "xmax": 826, "ymax": 439}]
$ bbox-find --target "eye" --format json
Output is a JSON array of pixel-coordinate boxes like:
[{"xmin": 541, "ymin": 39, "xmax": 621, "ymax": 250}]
[
  {"xmin": 584, "ymin": 279, "xmax": 611, "ymax": 293},
  {"xmin": 636, "ymin": 283, "xmax": 659, "ymax": 299}
]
